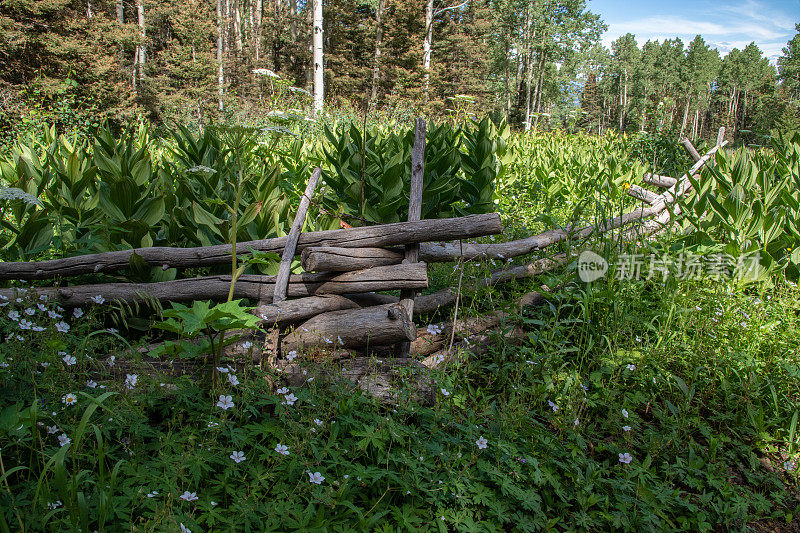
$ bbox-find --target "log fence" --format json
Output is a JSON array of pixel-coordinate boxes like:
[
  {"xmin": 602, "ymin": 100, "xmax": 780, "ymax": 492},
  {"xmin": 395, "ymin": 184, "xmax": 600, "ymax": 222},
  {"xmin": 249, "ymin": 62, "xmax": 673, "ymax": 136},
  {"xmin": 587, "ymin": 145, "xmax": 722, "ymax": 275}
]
[{"xmin": 0, "ymin": 126, "xmax": 727, "ymax": 385}]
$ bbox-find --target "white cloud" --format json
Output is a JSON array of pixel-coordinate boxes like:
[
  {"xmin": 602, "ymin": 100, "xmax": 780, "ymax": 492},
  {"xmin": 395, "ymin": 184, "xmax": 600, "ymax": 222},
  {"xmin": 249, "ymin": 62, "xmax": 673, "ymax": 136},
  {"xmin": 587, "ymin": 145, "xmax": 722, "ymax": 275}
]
[{"xmin": 599, "ymin": 0, "xmax": 797, "ymax": 64}]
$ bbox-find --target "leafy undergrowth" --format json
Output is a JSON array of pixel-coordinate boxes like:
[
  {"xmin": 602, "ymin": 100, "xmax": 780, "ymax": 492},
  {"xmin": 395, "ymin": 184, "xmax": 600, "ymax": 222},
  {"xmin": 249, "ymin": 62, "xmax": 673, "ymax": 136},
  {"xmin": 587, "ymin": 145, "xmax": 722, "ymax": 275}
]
[{"xmin": 1, "ymin": 274, "xmax": 799, "ymax": 532}]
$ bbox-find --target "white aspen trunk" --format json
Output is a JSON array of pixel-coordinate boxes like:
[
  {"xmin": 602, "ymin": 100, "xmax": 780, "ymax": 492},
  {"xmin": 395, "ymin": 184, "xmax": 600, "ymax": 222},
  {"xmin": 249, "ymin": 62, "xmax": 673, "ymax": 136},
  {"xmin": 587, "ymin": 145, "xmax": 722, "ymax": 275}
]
[
  {"xmin": 233, "ymin": 0, "xmax": 243, "ymax": 52},
  {"xmin": 532, "ymin": 54, "xmax": 545, "ymax": 130},
  {"xmin": 313, "ymin": 0, "xmax": 324, "ymax": 114},
  {"xmin": 136, "ymin": 0, "xmax": 145, "ymax": 84},
  {"xmin": 370, "ymin": 0, "xmax": 385, "ymax": 107},
  {"xmin": 116, "ymin": 0, "xmax": 123, "ymax": 22},
  {"xmin": 423, "ymin": 0, "xmax": 433, "ymax": 104},
  {"xmin": 87, "ymin": 0, "xmax": 92, "ymax": 18},
  {"xmin": 523, "ymin": 4, "xmax": 534, "ymax": 131},
  {"xmin": 217, "ymin": 0, "xmax": 225, "ymax": 112},
  {"xmin": 680, "ymin": 91, "xmax": 691, "ymax": 138},
  {"xmin": 619, "ymin": 67, "xmax": 627, "ymax": 131},
  {"xmin": 254, "ymin": 0, "xmax": 262, "ymax": 61}
]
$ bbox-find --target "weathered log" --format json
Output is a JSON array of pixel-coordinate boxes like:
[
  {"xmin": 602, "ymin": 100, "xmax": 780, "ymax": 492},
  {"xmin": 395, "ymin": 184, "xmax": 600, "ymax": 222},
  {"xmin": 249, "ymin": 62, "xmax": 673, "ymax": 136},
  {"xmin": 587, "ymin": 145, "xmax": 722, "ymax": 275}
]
[
  {"xmin": 0, "ymin": 213, "xmax": 501, "ymax": 280},
  {"xmin": 282, "ymin": 303, "xmax": 416, "ymax": 351},
  {"xmin": 420, "ymin": 142, "xmax": 726, "ymax": 263},
  {"xmin": 627, "ymin": 184, "xmax": 660, "ymax": 205},
  {"xmin": 398, "ymin": 118, "xmax": 426, "ymax": 355},
  {"xmin": 253, "ymin": 294, "xmax": 360, "ymax": 326},
  {"xmin": 422, "ymin": 288, "xmax": 551, "ymax": 368},
  {"xmin": 412, "ymin": 255, "xmax": 568, "ymax": 314},
  {"xmin": 273, "ymin": 167, "xmax": 321, "ymax": 303},
  {"xmin": 301, "ymin": 247, "xmax": 403, "ymax": 272},
  {"xmin": 642, "ymin": 173, "xmax": 678, "ymax": 188},
  {"xmin": 0, "ymin": 263, "xmax": 428, "ymax": 306},
  {"xmin": 681, "ymin": 138, "xmax": 701, "ymax": 162}
]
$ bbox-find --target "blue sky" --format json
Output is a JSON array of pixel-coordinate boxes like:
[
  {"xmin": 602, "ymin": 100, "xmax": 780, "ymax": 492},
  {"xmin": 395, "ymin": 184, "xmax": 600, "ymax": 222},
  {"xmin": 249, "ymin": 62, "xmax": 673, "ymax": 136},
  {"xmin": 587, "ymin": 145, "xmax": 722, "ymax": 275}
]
[{"xmin": 591, "ymin": 0, "xmax": 800, "ymax": 63}]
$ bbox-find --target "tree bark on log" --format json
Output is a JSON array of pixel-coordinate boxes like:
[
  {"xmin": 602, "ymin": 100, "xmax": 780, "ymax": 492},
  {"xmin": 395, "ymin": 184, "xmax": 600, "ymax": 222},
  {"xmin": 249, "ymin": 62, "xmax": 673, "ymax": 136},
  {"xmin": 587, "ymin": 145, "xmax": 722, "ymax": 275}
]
[
  {"xmin": 301, "ymin": 247, "xmax": 403, "ymax": 272},
  {"xmin": 282, "ymin": 303, "xmax": 416, "ymax": 351},
  {"xmin": 0, "ymin": 214, "xmax": 500, "ymax": 280},
  {"xmin": 627, "ymin": 184, "xmax": 660, "ymax": 205},
  {"xmin": 273, "ymin": 167, "xmax": 321, "ymax": 303},
  {"xmin": 0, "ymin": 264, "xmax": 428, "ymax": 306},
  {"xmin": 642, "ymin": 173, "xmax": 678, "ymax": 188},
  {"xmin": 397, "ymin": 118, "xmax": 426, "ymax": 355},
  {"xmin": 681, "ymin": 138, "xmax": 701, "ymax": 162},
  {"xmin": 253, "ymin": 294, "xmax": 360, "ymax": 327}
]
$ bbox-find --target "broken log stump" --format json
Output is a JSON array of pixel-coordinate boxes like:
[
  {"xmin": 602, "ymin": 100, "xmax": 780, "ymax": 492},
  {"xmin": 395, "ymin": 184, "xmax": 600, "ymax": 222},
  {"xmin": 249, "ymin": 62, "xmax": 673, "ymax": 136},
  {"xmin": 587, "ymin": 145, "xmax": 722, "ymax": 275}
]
[{"xmin": 282, "ymin": 303, "xmax": 417, "ymax": 352}]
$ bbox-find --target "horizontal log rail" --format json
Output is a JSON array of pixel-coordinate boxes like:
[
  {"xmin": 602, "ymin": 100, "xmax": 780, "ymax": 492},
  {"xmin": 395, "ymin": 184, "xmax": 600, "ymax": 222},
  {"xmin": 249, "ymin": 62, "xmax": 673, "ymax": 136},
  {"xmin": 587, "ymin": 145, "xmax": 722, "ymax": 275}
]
[
  {"xmin": 0, "ymin": 263, "xmax": 427, "ymax": 306},
  {"xmin": 0, "ymin": 213, "xmax": 500, "ymax": 280}
]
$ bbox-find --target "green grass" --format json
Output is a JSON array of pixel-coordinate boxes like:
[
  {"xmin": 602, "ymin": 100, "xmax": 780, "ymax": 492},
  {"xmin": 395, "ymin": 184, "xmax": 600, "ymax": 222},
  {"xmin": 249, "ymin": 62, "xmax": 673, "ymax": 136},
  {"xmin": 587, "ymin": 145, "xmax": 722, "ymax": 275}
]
[
  {"xmin": 0, "ymin": 268, "xmax": 798, "ymax": 531},
  {"xmin": 1, "ymin": 123, "xmax": 799, "ymax": 531}
]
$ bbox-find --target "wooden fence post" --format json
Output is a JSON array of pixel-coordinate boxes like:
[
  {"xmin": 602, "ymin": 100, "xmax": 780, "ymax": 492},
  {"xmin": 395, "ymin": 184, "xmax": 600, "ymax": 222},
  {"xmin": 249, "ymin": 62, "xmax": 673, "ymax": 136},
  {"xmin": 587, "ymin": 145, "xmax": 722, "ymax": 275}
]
[
  {"xmin": 396, "ymin": 118, "xmax": 426, "ymax": 356},
  {"xmin": 272, "ymin": 167, "xmax": 322, "ymax": 304}
]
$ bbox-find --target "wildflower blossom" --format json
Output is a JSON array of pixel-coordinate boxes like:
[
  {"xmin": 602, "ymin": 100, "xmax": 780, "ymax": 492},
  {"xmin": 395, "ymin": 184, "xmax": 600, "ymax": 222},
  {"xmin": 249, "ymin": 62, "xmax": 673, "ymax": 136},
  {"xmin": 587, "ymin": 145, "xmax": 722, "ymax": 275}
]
[
  {"xmin": 227, "ymin": 374, "xmax": 239, "ymax": 386},
  {"xmin": 19, "ymin": 319, "xmax": 32, "ymax": 330},
  {"xmin": 62, "ymin": 354, "xmax": 76, "ymax": 366},
  {"xmin": 46, "ymin": 425, "xmax": 59, "ymax": 434},
  {"xmin": 276, "ymin": 387, "xmax": 289, "ymax": 395},
  {"xmin": 216, "ymin": 395, "xmax": 234, "ymax": 410},
  {"xmin": 90, "ymin": 295, "xmax": 105, "ymax": 304},
  {"xmin": 47, "ymin": 310, "xmax": 61, "ymax": 319},
  {"xmin": 55, "ymin": 321, "xmax": 70, "ymax": 333},
  {"xmin": 32, "ymin": 325, "xmax": 45, "ymax": 332},
  {"xmin": 622, "ymin": 408, "xmax": 629, "ymax": 418},
  {"xmin": 622, "ymin": 425, "xmax": 632, "ymax": 432},
  {"xmin": 313, "ymin": 418, "xmax": 323, "ymax": 426},
  {"xmin": 282, "ymin": 393, "xmax": 297, "ymax": 406},
  {"xmin": 108, "ymin": 355, "xmax": 116, "ymax": 367},
  {"xmin": 7, "ymin": 310, "xmax": 18, "ymax": 321},
  {"xmin": 785, "ymin": 459, "xmax": 796, "ymax": 472},
  {"xmin": 73, "ymin": 308, "xmax": 83, "ymax": 319},
  {"xmin": 24, "ymin": 307, "xmax": 35, "ymax": 316},
  {"xmin": 618, "ymin": 452, "xmax": 633, "ymax": 464},
  {"xmin": 308, "ymin": 471, "xmax": 325, "ymax": 484},
  {"xmin": 216, "ymin": 366, "xmax": 229, "ymax": 373},
  {"xmin": 86, "ymin": 380, "xmax": 97, "ymax": 388},
  {"xmin": 180, "ymin": 491, "xmax": 198, "ymax": 501},
  {"xmin": 230, "ymin": 451, "xmax": 246, "ymax": 463},
  {"xmin": 573, "ymin": 418, "xmax": 580, "ymax": 428},
  {"xmin": 46, "ymin": 500, "xmax": 62, "ymax": 510},
  {"xmin": 275, "ymin": 444, "xmax": 290, "ymax": 456},
  {"xmin": 147, "ymin": 491, "xmax": 159, "ymax": 498},
  {"xmin": 441, "ymin": 388, "xmax": 450, "ymax": 396},
  {"xmin": 180, "ymin": 523, "xmax": 191, "ymax": 533},
  {"xmin": 548, "ymin": 400, "xmax": 559, "ymax": 412},
  {"xmin": 241, "ymin": 341, "xmax": 253, "ymax": 350},
  {"xmin": 0, "ymin": 361, "xmax": 7, "ymax": 369},
  {"xmin": 207, "ymin": 422, "xmax": 219, "ymax": 428},
  {"xmin": 62, "ymin": 393, "xmax": 77, "ymax": 406},
  {"xmin": 124, "ymin": 374, "xmax": 138, "ymax": 389},
  {"xmin": 41, "ymin": 362, "xmax": 50, "ymax": 368},
  {"xmin": 286, "ymin": 351, "xmax": 297, "ymax": 362},
  {"xmin": 58, "ymin": 434, "xmax": 71, "ymax": 447},
  {"xmin": 476, "ymin": 436, "xmax": 488, "ymax": 450},
  {"xmin": 626, "ymin": 364, "xmax": 636, "ymax": 371}
]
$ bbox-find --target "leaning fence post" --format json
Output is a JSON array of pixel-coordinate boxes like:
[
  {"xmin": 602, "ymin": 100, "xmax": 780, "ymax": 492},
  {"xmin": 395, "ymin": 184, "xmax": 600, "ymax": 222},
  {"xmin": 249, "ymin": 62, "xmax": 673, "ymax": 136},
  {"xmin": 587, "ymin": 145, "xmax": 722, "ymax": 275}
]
[
  {"xmin": 272, "ymin": 167, "xmax": 322, "ymax": 304},
  {"xmin": 396, "ymin": 118, "xmax": 426, "ymax": 356}
]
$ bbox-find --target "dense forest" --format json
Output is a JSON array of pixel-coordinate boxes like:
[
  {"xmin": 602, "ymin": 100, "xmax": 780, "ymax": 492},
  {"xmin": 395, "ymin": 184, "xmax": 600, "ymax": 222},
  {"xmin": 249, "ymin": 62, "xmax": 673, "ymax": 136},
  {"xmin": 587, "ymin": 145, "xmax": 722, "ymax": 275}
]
[{"xmin": 1, "ymin": 0, "xmax": 799, "ymax": 144}]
